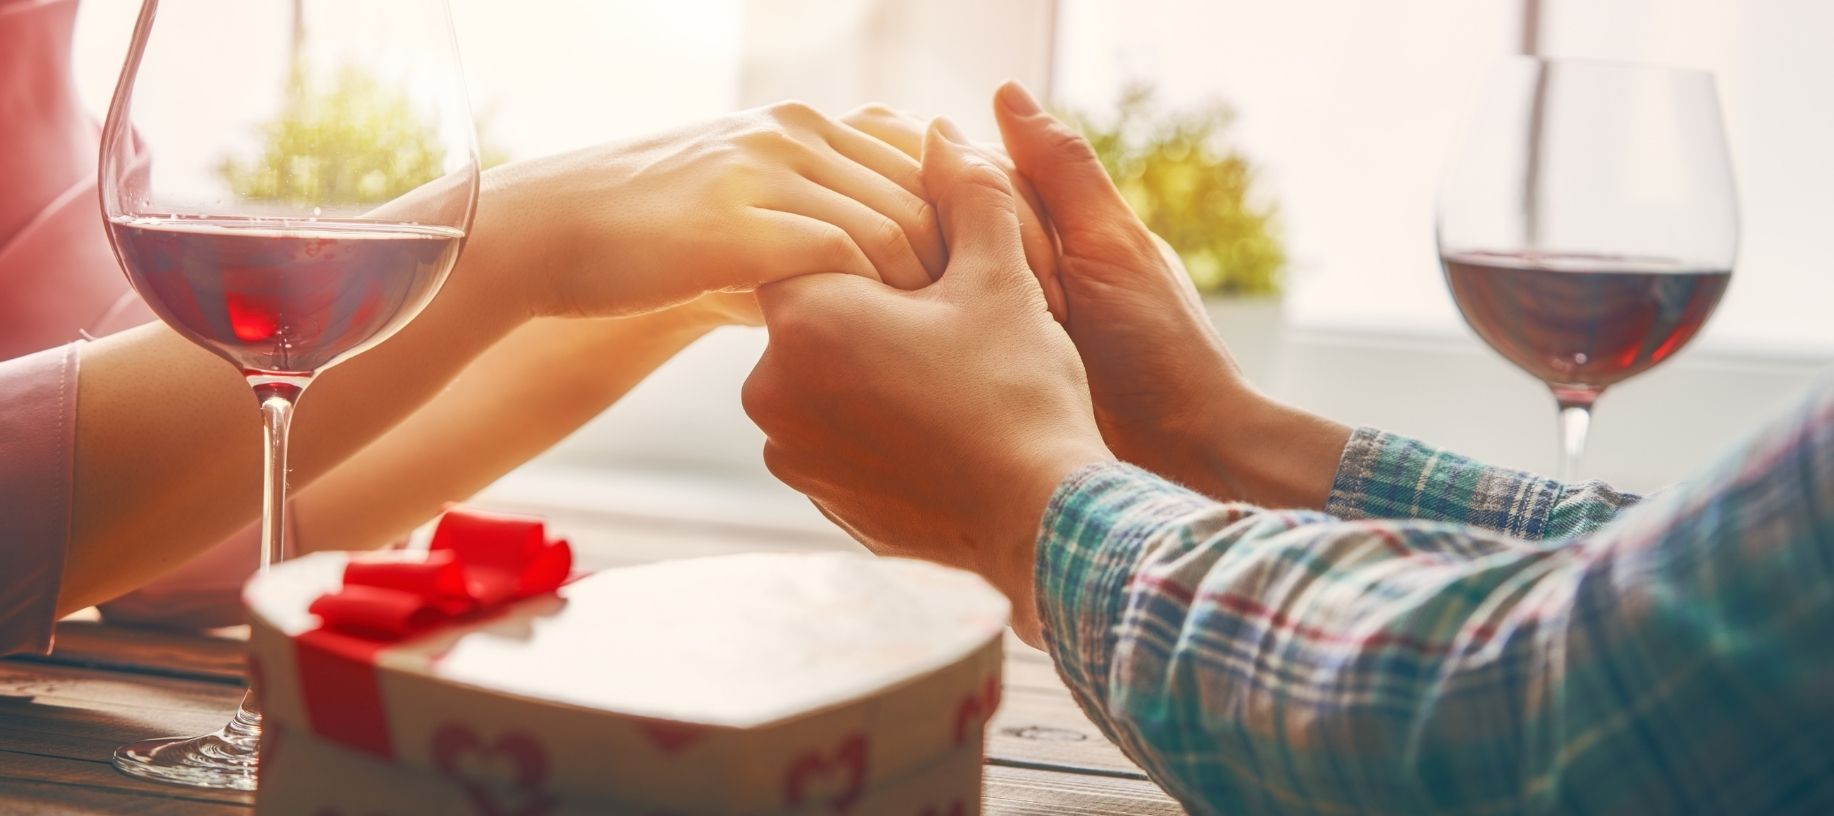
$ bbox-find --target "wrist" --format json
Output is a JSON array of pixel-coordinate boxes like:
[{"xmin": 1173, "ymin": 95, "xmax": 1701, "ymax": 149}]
[
  {"xmin": 990, "ymin": 438, "xmax": 1113, "ymax": 647},
  {"xmin": 1133, "ymin": 364, "xmax": 1253, "ymax": 500},
  {"xmin": 463, "ymin": 161, "xmax": 563, "ymax": 323},
  {"xmin": 1201, "ymin": 388, "xmax": 1352, "ymax": 510}
]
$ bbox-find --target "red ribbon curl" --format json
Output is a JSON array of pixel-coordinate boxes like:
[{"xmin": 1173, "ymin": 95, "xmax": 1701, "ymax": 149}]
[{"xmin": 307, "ymin": 508, "xmax": 573, "ymax": 640}]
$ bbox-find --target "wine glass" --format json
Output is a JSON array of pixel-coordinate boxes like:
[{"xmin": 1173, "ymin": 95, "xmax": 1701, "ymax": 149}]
[
  {"xmin": 1438, "ymin": 57, "xmax": 1737, "ymax": 481},
  {"xmin": 100, "ymin": 0, "xmax": 478, "ymax": 790}
]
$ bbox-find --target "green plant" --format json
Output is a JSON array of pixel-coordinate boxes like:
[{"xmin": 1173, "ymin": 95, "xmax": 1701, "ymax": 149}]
[
  {"xmin": 220, "ymin": 63, "xmax": 509, "ymax": 207},
  {"xmin": 1063, "ymin": 84, "xmax": 1284, "ymax": 297}
]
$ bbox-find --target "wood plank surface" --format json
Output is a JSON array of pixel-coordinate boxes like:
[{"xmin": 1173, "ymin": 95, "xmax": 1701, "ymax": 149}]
[
  {"xmin": 30, "ymin": 620, "xmax": 248, "ymax": 683},
  {"xmin": 0, "ymin": 749, "xmax": 254, "ymax": 811},
  {"xmin": 986, "ymin": 765, "xmax": 1185, "ymax": 815},
  {"xmin": 2, "ymin": 615, "xmax": 1182, "ymax": 814}
]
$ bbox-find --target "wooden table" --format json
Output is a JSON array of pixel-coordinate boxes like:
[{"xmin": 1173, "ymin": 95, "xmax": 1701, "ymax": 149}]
[
  {"xmin": 1, "ymin": 487, "xmax": 1187, "ymax": 813},
  {"xmin": 0, "ymin": 620, "xmax": 1184, "ymax": 814}
]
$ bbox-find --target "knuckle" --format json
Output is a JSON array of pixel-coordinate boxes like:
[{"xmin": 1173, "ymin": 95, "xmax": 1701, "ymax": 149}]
[
  {"xmin": 761, "ymin": 441, "xmax": 820, "ymax": 498},
  {"xmin": 1044, "ymin": 124, "xmax": 1102, "ymax": 165},
  {"xmin": 870, "ymin": 215, "xmax": 909, "ymax": 258},
  {"xmin": 845, "ymin": 102, "xmax": 897, "ymax": 122},
  {"xmin": 759, "ymin": 441, "xmax": 797, "ymax": 484},
  {"xmin": 758, "ymin": 290, "xmax": 811, "ymax": 339},
  {"xmin": 737, "ymin": 125, "xmax": 802, "ymax": 156},
  {"xmin": 956, "ymin": 159, "xmax": 1017, "ymax": 197},
  {"xmin": 910, "ymin": 198, "xmax": 939, "ymax": 240},
  {"xmin": 815, "ymin": 225, "xmax": 860, "ymax": 270},
  {"xmin": 768, "ymin": 99, "xmax": 824, "ymax": 128},
  {"xmin": 739, "ymin": 368, "xmax": 775, "ymax": 422}
]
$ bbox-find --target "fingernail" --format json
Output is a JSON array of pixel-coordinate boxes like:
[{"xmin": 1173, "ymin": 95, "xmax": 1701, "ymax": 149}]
[
  {"xmin": 999, "ymin": 81, "xmax": 1042, "ymax": 115},
  {"xmin": 934, "ymin": 116, "xmax": 969, "ymax": 144}
]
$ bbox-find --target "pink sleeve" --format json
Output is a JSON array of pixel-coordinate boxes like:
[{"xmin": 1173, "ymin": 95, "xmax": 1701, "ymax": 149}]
[{"xmin": 0, "ymin": 342, "xmax": 79, "ymax": 655}]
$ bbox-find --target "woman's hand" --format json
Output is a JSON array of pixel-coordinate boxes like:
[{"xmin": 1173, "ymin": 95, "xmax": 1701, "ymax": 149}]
[
  {"xmin": 470, "ymin": 101, "xmax": 946, "ymax": 322},
  {"xmin": 841, "ymin": 103, "xmax": 1067, "ymax": 321}
]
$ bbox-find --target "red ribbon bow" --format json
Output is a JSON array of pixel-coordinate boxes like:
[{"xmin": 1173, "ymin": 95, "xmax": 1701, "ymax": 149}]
[{"xmin": 308, "ymin": 508, "xmax": 574, "ymax": 640}]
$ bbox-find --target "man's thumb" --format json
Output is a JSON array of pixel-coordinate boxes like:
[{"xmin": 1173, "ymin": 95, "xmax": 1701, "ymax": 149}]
[{"xmin": 992, "ymin": 81, "xmax": 1137, "ymax": 243}]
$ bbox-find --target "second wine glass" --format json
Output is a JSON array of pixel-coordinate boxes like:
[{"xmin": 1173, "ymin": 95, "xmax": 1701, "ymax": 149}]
[
  {"xmin": 1438, "ymin": 57, "xmax": 1738, "ymax": 481},
  {"xmin": 100, "ymin": 0, "xmax": 479, "ymax": 790}
]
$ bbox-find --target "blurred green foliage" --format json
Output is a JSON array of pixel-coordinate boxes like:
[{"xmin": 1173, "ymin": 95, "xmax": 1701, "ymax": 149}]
[
  {"xmin": 219, "ymin": 64, "xmax": 508, "ymax": 207},
  {"xmin": 1064, "ymin": 84, "xmax": 1285, "ymax": 297}
]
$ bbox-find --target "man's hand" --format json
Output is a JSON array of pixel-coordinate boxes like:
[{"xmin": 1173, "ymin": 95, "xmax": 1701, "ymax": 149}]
[
  {"xmin": 992, "ymin": 82, "xmax": 1350, "ymax": 509},
  {"xmin": 743, "ymin": 118, "xmax": 1113, "ymax": 644}
]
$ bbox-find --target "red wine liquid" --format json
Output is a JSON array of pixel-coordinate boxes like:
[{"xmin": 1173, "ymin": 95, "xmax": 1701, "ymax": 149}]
[
  {"xmin": 108, "ymin": 216, "xmax": 461, "ymax": 376},
  {"xmin": 1443, "ymin": 251, "xmax": 1729, "ymax": 390}
]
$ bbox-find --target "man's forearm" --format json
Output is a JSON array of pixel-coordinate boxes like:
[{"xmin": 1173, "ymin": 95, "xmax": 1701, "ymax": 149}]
[
  {"xmin": 1032, "ymin": 381, "xmax": 1834, "ymax": 814},
  {"xmin": 1175, "ymin": 384, "xmax": 1639, "ymax": 538},
  {"xmin": 1180, "ymin": 391, "xmax": 1352, "ymax": 510}
]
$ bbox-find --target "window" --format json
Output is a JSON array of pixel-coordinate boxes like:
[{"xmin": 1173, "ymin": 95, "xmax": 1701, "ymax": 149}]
[
  {"xmin": 75, "ymin": 1, "xmax": 749, "ymax": 158},
  {"xmin": 66, "ymin": 1, "xmax": 1831, "ymax": 500},
  {"xmin": 1055, "ymin": 0, "xmax": 1834, "ymax": 353}
]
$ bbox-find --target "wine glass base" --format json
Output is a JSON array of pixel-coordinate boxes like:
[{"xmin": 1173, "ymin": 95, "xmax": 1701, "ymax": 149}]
[{"xmin": 113, "ymin": 695, "xmax": 261, "ymax": 791}]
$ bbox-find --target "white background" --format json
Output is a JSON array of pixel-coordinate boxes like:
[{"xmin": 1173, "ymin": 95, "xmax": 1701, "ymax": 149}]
[{"xmin": 70, "ymin": 0, "xmax": 1834, "ymax": 520}]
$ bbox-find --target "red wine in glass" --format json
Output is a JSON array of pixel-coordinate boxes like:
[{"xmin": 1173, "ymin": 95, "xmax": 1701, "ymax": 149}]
[
  {"xmin": 108, "ymin": 216, "xmax": 461, "ymax": 377},
  {"xmin": 1443, "ymin": 250, "xmax": 1730, "ymax": 392},
  {"xmin": 1437, "ymin": 59, "xmax": 1736, "ymax": 481}
]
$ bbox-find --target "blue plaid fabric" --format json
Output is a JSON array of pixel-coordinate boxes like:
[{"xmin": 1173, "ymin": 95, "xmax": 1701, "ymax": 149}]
[{"xmin": 1035, "ymin": 386, "xmax": 1834, "ymax": 815}]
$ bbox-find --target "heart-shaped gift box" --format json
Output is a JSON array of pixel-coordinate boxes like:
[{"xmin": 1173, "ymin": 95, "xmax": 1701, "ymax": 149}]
[{"xmin": 246, "ymin": 522, "xmax": 1008, "ymax": 815}]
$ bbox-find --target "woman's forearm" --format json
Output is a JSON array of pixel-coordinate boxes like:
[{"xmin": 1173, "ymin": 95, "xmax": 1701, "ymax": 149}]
[
  {"xmin": 64, "ymin": 184, "xmax": 530, "ymax": 613},
  {"xmin": 58, "ymin": 98, "xmax": 948, "ymax": 614},
  {"xmin": 293, "ymin": 306, "xmax": 720, "ymax": 553}
]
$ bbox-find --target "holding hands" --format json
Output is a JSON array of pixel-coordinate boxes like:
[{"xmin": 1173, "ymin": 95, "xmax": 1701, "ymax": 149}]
[
  {"xmin": 744, "ymin": 118, "xmax": 1112, "ymax": 643},
  {"xmin": 743, "ymin": 84, "xmax": 1354, "ymax": 639}
]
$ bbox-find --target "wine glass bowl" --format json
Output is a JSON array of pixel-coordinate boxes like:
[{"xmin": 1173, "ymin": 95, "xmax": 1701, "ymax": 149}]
[
  {"xmin": 105, "ymin": 217, "xmax": 464, "ymax": 377},
  {"xmin": 1437, "ymin": 57, "xmax": 1737, "ymax": 480},
  {"xmin": 100, "ymin": 0, "xmax": 477, "ymax": 790}
]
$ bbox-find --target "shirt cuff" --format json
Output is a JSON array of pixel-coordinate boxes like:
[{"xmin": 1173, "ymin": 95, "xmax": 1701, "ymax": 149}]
[
  {"xmin": 1033, "ymin": 460, "xmax": 1216, "ymax": 708},
  {"xmin": 0, "ymin": 342, "xmax": 81, "ymax": 656},
  {"xmin": 1324, "ymin": 426, "xmax": 1564, "ymax": 539}
]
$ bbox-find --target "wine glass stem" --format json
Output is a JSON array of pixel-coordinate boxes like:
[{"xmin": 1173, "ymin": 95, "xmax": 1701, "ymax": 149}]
[
  {"xmin": 252, "ymin": 379, "xmax": 306, "ymax": 573},
  {"xmin": 1554, "ymin": 391, "xmax": 1597, "ymax": 483}
]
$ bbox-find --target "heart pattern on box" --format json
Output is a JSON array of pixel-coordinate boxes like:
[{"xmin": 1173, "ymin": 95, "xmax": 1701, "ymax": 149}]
[
  {"xmin": 782, "ymin": 732, "xmax": 869, "ymax": 813},
  {"xmin": 636, "ymin": 720, "xmax": 707, "ymax": 755},
  {"xmin": 952, "ymin": 675, "xmax": 1003, "ymax": 746},
  {"xmin": 431, "ymin": 723, "xmax": 557, "ymax": 816},
  {"xmin": 917, "ymin": 801, "xmax": 968, "ymax": 816}
]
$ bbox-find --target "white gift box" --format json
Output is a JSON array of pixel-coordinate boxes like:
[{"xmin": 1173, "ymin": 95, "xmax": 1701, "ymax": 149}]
[{"xmin": 245, "ymin": 545, "xmax": 1009, "ymax": 814}]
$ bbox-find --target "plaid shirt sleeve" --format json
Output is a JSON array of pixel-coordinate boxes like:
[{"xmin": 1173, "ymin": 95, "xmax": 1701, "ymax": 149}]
[
  {"xmin": 1035, "ymin": 387, "xmax": 1834, "ymax": 815},
  {"xmin": 1325, "ymin": 427, "xmax": 1641, "ymax": 540}
]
